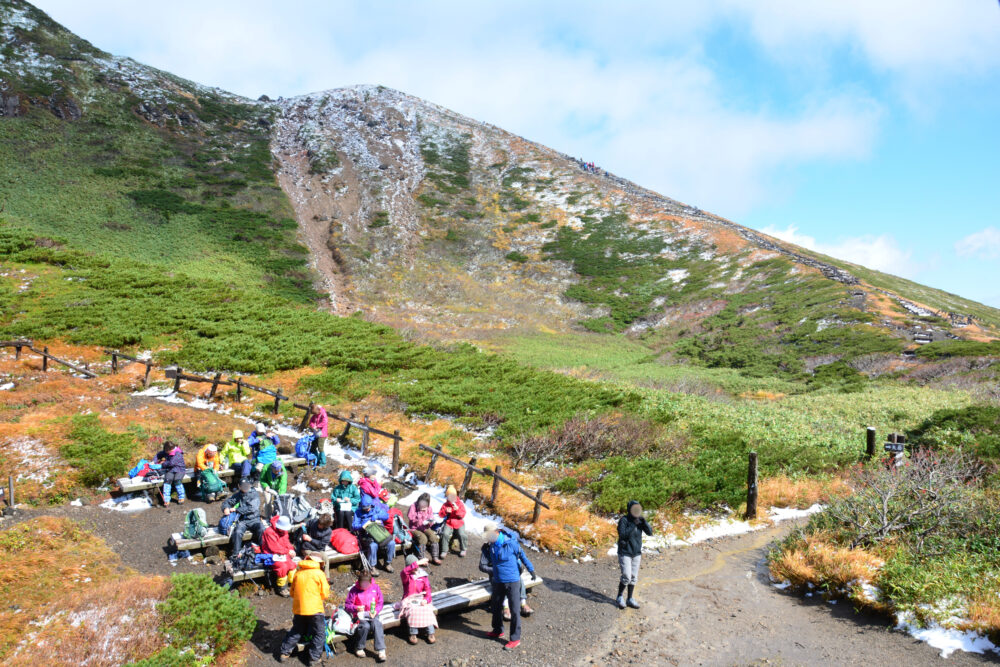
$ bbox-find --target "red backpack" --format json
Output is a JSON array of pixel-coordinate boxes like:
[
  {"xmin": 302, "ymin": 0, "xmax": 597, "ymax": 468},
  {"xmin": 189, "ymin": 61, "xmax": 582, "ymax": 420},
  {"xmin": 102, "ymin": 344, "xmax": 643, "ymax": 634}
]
[{"xmin": 330, "ymin": 528, "xmax": 359, "ymax": 555}]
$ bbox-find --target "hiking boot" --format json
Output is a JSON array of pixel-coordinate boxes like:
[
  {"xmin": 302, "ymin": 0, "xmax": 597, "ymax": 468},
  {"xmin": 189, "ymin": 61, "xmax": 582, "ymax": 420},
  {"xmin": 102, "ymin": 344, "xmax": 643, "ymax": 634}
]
[
  {"xmin": 427, "ymin": 634, "xmax": 436, "ymax": 644},
  {"xmin": 521, "ymin": 603, "xmax": 534, "ymax": 616},
  {"xmin": 486, "ymin": 630, "xmax": 504, "ymax": 640},
  {"xmin": 276, "ymin": 654, "xmax": 289, "ymax": 663},
  {"xmin": 376, "ymin": 650, "xmax": 386, "ymax": 662},
  {"xmin": 616, "ymin": 595, "xmax": 626, "ymax": 609},
  {"xmin": 176, "ymin": 498, "xmax": 185, "ymax": 505},
  {"xmin": 355, "ymin": 649, "xmax": 366, "ymax": 658},
  {"xmin": 627, "ymin": 598, "xmax": 640, "ymax": 609},
  {"xmin": 383, "ymin": 563, "xmax": 393, "ymax": 574},
  {"xmin": 458, "ymin": 550, "xmax": 466, "ymax": 558},
  {"xmin": 429, "ymin": 543, "xmax": 442, "ymax": 565},
  {"xmin": 408, "ymin": 635, "xmax": 418, "ymax": 645},
  {"xmin": 277, "ymin": 586, "xmax": 290, "ymax": 598},
  {"xmin": 504, "ymin": 640, "xmax": 521, "ymax": 650}
]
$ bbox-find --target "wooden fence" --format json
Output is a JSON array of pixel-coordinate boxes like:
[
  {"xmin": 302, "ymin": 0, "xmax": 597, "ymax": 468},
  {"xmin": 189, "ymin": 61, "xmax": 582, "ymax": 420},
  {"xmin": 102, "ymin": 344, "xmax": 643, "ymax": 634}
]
[
  {"xmin": 419, "ymin": 443, "xmax": 550, "ymax": 523},
  {"xmin": 1, "ymin": 339, "xmax": 97, "ymax": 378}
]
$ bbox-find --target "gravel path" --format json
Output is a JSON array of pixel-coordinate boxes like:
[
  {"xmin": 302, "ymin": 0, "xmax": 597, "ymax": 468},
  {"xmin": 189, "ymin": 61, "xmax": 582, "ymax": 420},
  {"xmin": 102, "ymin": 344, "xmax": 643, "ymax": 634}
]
[{"xmin": 11, "ymin": 499, "xmax": 995, "ymax": 667}]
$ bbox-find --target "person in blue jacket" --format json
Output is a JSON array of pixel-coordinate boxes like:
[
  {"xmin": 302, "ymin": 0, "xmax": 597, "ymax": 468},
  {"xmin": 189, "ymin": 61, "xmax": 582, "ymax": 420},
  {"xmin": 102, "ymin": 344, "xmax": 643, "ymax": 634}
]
[
  {"xmin": 483, "ymin": 524, "xmax": 537, "ymax": 650},
  {"xmin": 351, "ymin": 495, "xmax": 396, "ymax": 572},
  {"xmin": 250, "ymin": 423, "xmax": 280, "ymax": 478},
  {"xmin": 155, "ymin": 442, "xmax": 186, "ymax": 506}
]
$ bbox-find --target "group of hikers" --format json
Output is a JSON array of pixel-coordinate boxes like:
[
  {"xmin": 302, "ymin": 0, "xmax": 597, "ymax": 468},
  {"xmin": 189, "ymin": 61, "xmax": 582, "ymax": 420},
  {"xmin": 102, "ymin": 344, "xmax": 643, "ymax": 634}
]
[{"xmin": 141, "ymin": 404, "xmax": 658, "ymax": 663}]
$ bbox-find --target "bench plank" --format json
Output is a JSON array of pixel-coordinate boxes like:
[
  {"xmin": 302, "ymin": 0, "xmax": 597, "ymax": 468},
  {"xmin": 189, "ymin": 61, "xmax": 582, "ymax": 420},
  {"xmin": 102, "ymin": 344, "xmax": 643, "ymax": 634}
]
[
  {"xmin": 230, "ymin": 550, "xmax": 358, "ymax": 582},
  {"xmin": 117, "ymin": 455, "xmax": 306, "ymax": 493}
]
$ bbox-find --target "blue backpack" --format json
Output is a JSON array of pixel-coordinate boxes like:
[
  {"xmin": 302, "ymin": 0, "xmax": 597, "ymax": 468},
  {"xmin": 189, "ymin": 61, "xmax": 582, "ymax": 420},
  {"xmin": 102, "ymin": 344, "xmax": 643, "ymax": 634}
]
[
  {"xmin": 295, "ymin": 434, "xmax": 318, "ymax": 467},
  {"xmin": 219, "ymin": 511, "xmax": 238, "ymax": 536},
  {"xmin": 128, "ymin": 458, "xmax": 161, "ymax": 479}
]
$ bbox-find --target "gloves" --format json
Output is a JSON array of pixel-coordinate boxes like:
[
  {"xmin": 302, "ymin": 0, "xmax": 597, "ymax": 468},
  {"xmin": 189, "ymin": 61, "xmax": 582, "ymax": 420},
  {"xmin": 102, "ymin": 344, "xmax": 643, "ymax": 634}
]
[{"xmin": 531, "ymin": 571, "xmax": 539, "ymax": 581}]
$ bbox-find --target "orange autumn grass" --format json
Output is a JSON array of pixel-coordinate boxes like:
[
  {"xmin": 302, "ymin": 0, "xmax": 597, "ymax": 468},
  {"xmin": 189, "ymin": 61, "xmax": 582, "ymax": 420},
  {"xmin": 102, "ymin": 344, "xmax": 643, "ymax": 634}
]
[
  {"xmin": 758, "ymin": 474, "xmax": 852, "ymax": 510},
  {"xmin": 768, "ymin": 533, "xmax": 885, "ymax": 608}
]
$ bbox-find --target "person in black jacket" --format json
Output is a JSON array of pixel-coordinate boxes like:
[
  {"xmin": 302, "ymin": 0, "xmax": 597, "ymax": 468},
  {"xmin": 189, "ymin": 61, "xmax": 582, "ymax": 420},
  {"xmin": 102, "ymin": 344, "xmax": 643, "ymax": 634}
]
[
  {"xmin": 616, "ymin": 499, "xmax": 652, "ymax": 609},
  {"xmin": 297, "ymin": 513, "xmax": 333, "ymax": 557},
  {"xmin": 221, "ymin": 478, "xmax": 263, "ymax": 555}
]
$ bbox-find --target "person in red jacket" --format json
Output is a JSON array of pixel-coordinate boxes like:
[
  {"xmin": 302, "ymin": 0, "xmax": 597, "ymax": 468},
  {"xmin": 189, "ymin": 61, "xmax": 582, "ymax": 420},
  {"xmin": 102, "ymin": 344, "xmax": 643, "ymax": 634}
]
[
  {"xmin": 438, "ymin": 485, "xmax": 468, "ymax": 558},
  {"xmin": 262, "ymin": 514, "xmax": 298, "ymax": 597}
]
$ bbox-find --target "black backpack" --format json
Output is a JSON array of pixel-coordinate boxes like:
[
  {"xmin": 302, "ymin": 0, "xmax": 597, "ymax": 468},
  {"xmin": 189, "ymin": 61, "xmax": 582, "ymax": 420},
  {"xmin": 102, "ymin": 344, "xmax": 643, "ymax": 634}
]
[{"xmin": 230, "ymin": 543, "xmax": 257, "ymax": 573}]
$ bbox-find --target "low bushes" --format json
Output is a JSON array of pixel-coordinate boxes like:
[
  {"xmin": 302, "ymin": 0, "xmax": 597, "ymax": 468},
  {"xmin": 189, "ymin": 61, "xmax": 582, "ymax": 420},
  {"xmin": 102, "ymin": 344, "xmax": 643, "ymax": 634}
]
[
  {"xmin": 61, "ymin": 414, "xmax": 140, "ymax": 487},
  {"xmin": 507, "ymin": 413, "xmax": 662, "ymax": 470},
  {"xmin": 907, "ymin": 405, "xmax": 1000, "ymax": 461}
]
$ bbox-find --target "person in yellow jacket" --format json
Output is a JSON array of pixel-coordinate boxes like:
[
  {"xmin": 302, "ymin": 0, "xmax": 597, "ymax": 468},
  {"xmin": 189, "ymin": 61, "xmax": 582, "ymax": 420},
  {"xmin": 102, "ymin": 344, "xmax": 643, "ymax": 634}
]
[
  {"xmin": 277, "ymin": 552, "xmax": 330, "ymax": 663},
  {"xmin": 220, "ymin": 429, "xmax": 251, "ymax": 484}
]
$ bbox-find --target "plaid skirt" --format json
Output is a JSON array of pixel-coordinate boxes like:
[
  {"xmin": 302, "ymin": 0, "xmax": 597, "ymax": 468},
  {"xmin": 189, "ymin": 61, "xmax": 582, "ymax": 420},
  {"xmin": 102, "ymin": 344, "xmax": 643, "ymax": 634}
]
[{"xmin": 399, "ymin": 595, "xmax": 437, "ymax": 629}]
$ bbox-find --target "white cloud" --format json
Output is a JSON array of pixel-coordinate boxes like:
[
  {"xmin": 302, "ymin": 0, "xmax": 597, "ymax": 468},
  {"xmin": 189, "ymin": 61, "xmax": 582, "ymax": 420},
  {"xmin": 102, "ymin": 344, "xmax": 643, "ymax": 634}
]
[
  {"xmin": 762, "ymin": 224, "xmax": 914, "ymax": 277},
  {"xmin": 955, "ymin": 227, "xmax": 1000, "ymax": 260}
]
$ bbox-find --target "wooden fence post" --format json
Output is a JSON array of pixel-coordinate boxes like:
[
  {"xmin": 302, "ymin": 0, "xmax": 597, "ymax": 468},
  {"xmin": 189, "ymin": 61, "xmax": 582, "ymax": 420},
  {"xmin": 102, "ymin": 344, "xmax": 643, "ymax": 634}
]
[
  {"xmin": 490, "ymin": 465, "xmax": 502, "ymax": 505},
  {"xmin": 424, "ymin": 445, "xmax": 439, "ymax": 482},
  {"xmin": 299, "ymin": 402, "xmax": 315, "ymax": 431},
  {"xmin": 111, "ymin": 351, "xmax": 118, "ymax": 373},
  {"xmin": 173, "ymin": 366, "xmax": 182, "ymax": 393},
  {"xmin": 532, "ymin": 489, "xmax": 545, "ymax": 523},
  {"xmin": 235, "ymin": 378, "xmax": 242, "ymax": 402},
  {"xmin": 7, "ymin": 475, "xmax": 13, "ymax": 510},
  {"xmin": 361, "ymin": 416, "xmax": 370, "ymax": 456},
  {"xmin": 209, "ymin": 372, "xmax": 222, "ymax": 398},
  {"xmin": 272, "ymin": 394, "xmax": 282, "ymax": 415},
  {"xmin": 42, "ymin": 346, "xmax": 49, "ymax": 372},
  {"xmin": 143, "ymin": 361, "xmax": 152, "ymax": 388},
  {"xmin": 14, "ymin": 344, "xmax": 21, "ymax": 360},
  {"xmin": 865, "ymin": 426, "xmax": 876, "ymax": 460},
  {"xmin": 391, "ymin": 430, "xmax": 401, "ymax": 476},
  {"xmin": 744, "ymin": 451, "xmax": 758, "ymax": 521},
  {"xmin": 459, "ymin": 457, "xmax": 478, "ymax": 499}
]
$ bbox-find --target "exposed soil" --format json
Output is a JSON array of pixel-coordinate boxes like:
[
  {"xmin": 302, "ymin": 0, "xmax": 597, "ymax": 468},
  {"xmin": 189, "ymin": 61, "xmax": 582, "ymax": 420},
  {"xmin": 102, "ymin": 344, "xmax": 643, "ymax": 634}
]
[{"xmin": 6, "ymin": 498, "xmax": 992, "ymax": 666}]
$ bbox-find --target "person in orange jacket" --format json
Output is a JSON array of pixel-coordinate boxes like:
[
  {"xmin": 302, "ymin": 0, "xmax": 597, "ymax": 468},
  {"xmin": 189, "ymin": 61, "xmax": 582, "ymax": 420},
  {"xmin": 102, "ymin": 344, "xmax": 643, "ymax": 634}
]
[{"xmin": 276, "ymin": 552, "xmax": 330, "ymax": 663}]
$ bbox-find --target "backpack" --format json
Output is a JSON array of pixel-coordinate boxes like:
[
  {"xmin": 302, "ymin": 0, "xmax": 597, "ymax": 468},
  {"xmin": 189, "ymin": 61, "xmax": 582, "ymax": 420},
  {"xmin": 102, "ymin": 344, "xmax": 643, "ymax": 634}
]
[
  {"xmin": 218, "ymin": 511, "xmax": 238, "ymax": 536},
  {"xmin": 128, "ymin": 458, "xmax": 160, "ymax": 479},
  {"xmin": 330, "ymin": 528, "xmax": 359, "ymax": 555},
  {"xmin": 275, "ymin": 494, "xmax": 314, "ymax": 524},
  {"xmin": 294, "ymin": 434, "xmax": 319, "ymax": 468},
  {"xmin": 199, "ymin": 468, "xmax": 225, "ymax": 495},
  {"xmin": 182, "ymin": 508, "xmax": 208, "ymax": 540},
  {"xmin": 391, "ymin": 514, "xmax": 410, "ymax": 545},
  {"xmin": 364, "ymin": 521, "xmax": 392, "ymax": 546},
  {"xmin": 230, "ymin": 543, "xmax": 257, "ymax": 573}
]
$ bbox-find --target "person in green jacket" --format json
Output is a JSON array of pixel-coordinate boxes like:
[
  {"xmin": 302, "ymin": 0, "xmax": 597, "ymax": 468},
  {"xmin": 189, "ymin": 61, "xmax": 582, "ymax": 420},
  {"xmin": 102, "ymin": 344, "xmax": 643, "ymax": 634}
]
[
  {"xmin": 220, "ymin": 429, "xmax": 252, "ymax": 486},
  {"xmin": 331, "ymin": 469, "xmax": 360, "ymax": 530},
  {"xmin": 261, "ymin": 460, "xmax": 288, "ymax": 507}
]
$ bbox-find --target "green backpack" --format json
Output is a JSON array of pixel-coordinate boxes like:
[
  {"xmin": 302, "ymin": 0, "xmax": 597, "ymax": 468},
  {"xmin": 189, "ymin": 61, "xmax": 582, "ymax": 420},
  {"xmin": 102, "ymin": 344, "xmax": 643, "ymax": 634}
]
[
  {"xmin": 182, "ymin": 508, "xmax": 208, "ymax": 540},
  {"xmin": 199, "ymin": 468, "xmax": 225, "ymax": 495}
]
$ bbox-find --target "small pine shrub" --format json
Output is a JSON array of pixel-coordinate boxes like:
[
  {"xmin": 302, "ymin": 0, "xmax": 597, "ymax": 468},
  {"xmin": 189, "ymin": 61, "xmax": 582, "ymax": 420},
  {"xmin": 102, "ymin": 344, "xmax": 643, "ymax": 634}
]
[
  {"xmin": 61, "ymin": 414, "xmax": 140, "ymax": 486},
  {"xmin": 505, "ymin": 251, "xmax": 529, "ymax": 263}
]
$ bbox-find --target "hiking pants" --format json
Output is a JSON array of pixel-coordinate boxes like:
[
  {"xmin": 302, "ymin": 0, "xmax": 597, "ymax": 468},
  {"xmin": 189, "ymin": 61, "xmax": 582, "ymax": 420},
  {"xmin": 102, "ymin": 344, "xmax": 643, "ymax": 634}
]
[
  {"xmin": 229, "ymin": 460, "xmax": 251, "ymax": 483},
  {"xmin": 491, "ymin": 580, "xmax": 522, "ymax": 641},
  {"xmin": 441, "ymin": 524, "xmax": 467, "ymax": 553},
  {"xmin": 161, "ymin": 471, "xmax": 186, "ymax": 504},
  {"xmin": 353, "ymin": 617, "xmax": 386, "ymax": 652},
  {"xmin": 279, "ymin": 613, "xmax": 325, "ymax": 661},
  {"xmin": 363, "ymin": 536, "xmax": 395, "ymax": 566},
  {"xmin": 412, "ymin": 528, "xmax": 439, "ymax": 556},
  {"xmin": 335, "ymin": 508, "xmax": 355, "ymax": 531},
  {"xmin": 230, "ymin": 517, "xmax": 263, "ymax": 554},
  {"xmin": 619, "ymin": 554, "xmax": 641, "ymax": 586}
]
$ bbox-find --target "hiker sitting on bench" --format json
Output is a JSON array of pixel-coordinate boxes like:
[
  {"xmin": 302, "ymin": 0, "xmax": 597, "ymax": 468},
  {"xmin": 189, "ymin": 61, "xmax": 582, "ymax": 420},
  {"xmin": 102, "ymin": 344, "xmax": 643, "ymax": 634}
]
[
  {"xmin": 250, "ymin": 423, "xmax": 280, "ymax": 470},
  {"xmin": 331, "ymin": 470, "xmax": 360, "ymax": 530},
  {"xmin": 345, "ymin": 570, "xmax": 387, "ymax": 662},
  {"xmin": 222, "ymin": 478, "xmax": 263, "ymax": 555},
  {"xmin": 155, "ymin": 442, "xmax": 186, "ymax": 507},
  {"xmin": 262, "ymin": 514, "xmax": 298, "ymax": 597},
  {"xmin": 220, "ymin": 429, "xmax": 252, "ymax": 485},
  {"xmin": 408, "ymin": 492, "xmax": 442, "ymax": 565},
  {"xmin": 298, "ymin": 513, "xmax": 333, "ymax": 558},
  {"xmin": 195, "ymin": 443, "xmax": 225, "ymax": 502},
  {"xmin": 358, "ymin": 467, "xmax": 386, "ymax": 505},
  {"xmin": 352, "ymin": 496, "xmax": 395, "ymax": 574},
  {"xmin": 398, "ymin": 555, "xmax": 437, "ymax": 645},
  {"xmin": 261, "ymin": 460, "xmax": 288, "ymax": 505},
  {"xmin": 276, "ymin": 552, "xmax": 330, "ymax": 664}
]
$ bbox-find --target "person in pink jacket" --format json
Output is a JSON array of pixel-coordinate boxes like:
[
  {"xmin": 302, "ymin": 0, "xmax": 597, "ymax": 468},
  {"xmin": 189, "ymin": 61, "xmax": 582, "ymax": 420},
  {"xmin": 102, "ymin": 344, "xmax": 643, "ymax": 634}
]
[
  {"xmin": 344, "ymin": 571, "xmax": 386, "ymax": 661},
  {"xmin": 407, "ymin": 492, "xmax": 442, "ymax": 564},
  {"xmin": 307, "ymin": 404, "xmax": 329, "ymax": 466},
  {"xmin": 358, "ymin": 467, "xmax": 386, "ymax": 504},
  {"xmin": 399, "ymin": 554, "xmax": 436, "ymax": 644}
]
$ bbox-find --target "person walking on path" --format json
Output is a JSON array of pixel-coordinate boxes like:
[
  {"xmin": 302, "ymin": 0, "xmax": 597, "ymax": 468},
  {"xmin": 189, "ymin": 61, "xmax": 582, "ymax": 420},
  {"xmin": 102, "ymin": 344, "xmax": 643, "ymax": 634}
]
[
  {"xmin": 483, "ymin": 524, "xmax": 537, "ymax": 650},
  {"xmin": 276, "ymin": 552, "xmax": 330, "ymax": 664},
  {"xmin": 617, "ymin": 499, "xmax": 652, "ymax": 609}
]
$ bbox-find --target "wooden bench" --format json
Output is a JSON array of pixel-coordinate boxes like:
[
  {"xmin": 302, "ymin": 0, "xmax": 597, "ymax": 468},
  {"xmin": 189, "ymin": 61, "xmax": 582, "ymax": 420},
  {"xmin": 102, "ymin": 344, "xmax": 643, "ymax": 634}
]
[
  {"xmin": 229, "ymin": 548, "xmax": 359, "ymax": 581},
  {"xmin": 169, "ymin": 519, "xmax": 309, "ymax": 552},
  {"xmin": 309, "ymin": 571, "xmax": 542, "ymax": 650},
  {"xmin": 117, "ymin": 455, "xmax": 306, "ymax": 493}
]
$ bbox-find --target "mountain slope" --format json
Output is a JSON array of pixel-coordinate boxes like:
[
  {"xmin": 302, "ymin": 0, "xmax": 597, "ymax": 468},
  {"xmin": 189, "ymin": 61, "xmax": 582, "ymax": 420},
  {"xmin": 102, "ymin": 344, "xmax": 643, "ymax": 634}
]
[{"xmin": 1, "ymin": 0, "xmax": 997, "ymax": 394}]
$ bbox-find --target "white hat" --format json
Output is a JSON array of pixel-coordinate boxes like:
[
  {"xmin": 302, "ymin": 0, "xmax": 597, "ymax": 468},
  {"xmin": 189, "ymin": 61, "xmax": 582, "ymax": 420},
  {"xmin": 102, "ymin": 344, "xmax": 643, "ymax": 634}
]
[
  {"xmin": 207, "ymin": 444, "xmax": 218, "ymax": 452},
  {"xmin": 275, "ymin": 515, "xmax": 292, "ymax": 531}
]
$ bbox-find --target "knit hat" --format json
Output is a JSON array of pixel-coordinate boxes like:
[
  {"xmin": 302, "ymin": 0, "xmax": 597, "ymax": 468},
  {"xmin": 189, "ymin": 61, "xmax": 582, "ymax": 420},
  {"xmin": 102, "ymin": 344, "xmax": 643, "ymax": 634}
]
[
  {"xmin": 445, "ymin": 484, "xmax": 458, "ymax": 497},
  {"xmin": 363, "ymin": 466, "xmax": 376, "ymax": 476},
  {"xmin": 405, "ymin": 554, "xmax": 418, "ymax": 567},
  {"xmin": 239, "ymin": 478, "xmax": 251, "ymax": 490},
  {"xmin": 270, "ymin": 460, "xmax": 284, "ymax": 472},
  {"xmin": 359, "ymin": 495, "xmax": 373, "ymax": 508}
]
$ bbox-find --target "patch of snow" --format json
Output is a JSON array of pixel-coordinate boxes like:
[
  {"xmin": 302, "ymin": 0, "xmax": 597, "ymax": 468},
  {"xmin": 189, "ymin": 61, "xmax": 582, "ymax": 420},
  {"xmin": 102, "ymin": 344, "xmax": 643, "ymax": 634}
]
[
  {"xmin": 0, "ymin": 382, "xmax": 13, "ymax": 391},
  {"xmin": 291, "ymin": 482, "xmax": 309, "ymax": 494},
  {"xmin": 70, "ymin": 498, "xmax": 83, "ymax": 507},
  {"xmin": 397, "ymin": 483, "xmax": 503, "ymax": 537},
  {"xmin": 896, "ymin": 611, "xmax": 998, "ymax": 658},
  {"xmin": 772, "ymin": 580, "xmax": 792, "ymax": 590},
  {"xmin": 100, "ymin": 493, "xmax": 152, "ymax": 512},
  {"xmin": 768, "ymin": 504, "xmax": 825, "ymax": 523}
]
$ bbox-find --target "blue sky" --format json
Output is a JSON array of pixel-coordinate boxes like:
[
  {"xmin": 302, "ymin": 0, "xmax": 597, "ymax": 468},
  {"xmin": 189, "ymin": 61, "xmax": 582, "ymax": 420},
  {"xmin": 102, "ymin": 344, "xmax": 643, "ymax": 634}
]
[{"xmin": 34, "ymin": 0, "xmax": 1000, "ymax": 307}]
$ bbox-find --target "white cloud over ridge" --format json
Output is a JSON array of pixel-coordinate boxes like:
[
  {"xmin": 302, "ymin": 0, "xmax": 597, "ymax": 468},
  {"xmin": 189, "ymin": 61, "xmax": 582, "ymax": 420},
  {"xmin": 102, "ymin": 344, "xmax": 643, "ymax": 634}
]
[
  {"xmin": 955, "ymin": 227, "xmax": 1000, "ymax": 260},
  {"xmin": 762, "ymin": 224, "xmax": 914, "ymax": 278}
]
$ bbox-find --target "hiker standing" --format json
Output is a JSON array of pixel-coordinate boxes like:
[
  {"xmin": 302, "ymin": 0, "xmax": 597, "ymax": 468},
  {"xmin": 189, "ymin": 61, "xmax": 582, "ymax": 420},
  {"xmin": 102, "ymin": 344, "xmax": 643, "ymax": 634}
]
[
  {"xmin": 399, "ymin": 555, "xmax": 437, "ymax": 644},
  {"xmin": 222, "ymin": 478, "xmax": 264, "ymax": 555},
  {"xmin": 331, "ymin": 470, "xmax": 360, "ymax": 530},
  {"xmin": 484, "ymin": 524, "xmax": 537, "ymax": 650},
  {"xmin": 438, "ymin": 485, "xmax": 467, "ymax": 558},
  {"xmin": 408, "ymin": 492, "xmax": 442, "ymax": 565},
  {"xmin": 616, "ymin": 499, "xmax": 652, "ymax": 609},
  {"xmin": 277, "ymin": 552, "xmax": 330, "ymax": 664},
  {"xmin": 345, "ymin": 570, "xmax": 387, "ymax": 662},
  {"xmin": 155, "ymin": 442, "xmax": 186, "ymax": 506},
  {"xmin": 308, "ymin": 404, "xmax": 329, "ymax": 466}
]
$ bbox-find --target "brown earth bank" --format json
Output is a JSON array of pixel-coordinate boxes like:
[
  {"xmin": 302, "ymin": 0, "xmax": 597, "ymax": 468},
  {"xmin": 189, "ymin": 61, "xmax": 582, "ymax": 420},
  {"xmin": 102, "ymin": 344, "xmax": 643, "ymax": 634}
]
[{"xmin": 5, "ymin": 500, "xmax": 990, "ymax": 667}]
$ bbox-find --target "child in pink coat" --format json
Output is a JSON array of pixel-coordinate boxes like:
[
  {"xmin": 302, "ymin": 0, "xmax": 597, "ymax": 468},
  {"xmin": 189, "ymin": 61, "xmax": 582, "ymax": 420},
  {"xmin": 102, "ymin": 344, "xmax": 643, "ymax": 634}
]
[
  {"xmin": 398, "ymin": 555, "xmax": 436, "ymax": 643},
  {"xmin": 344, "ymin": 571, "xmax": 386, "ymax": 661}
]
